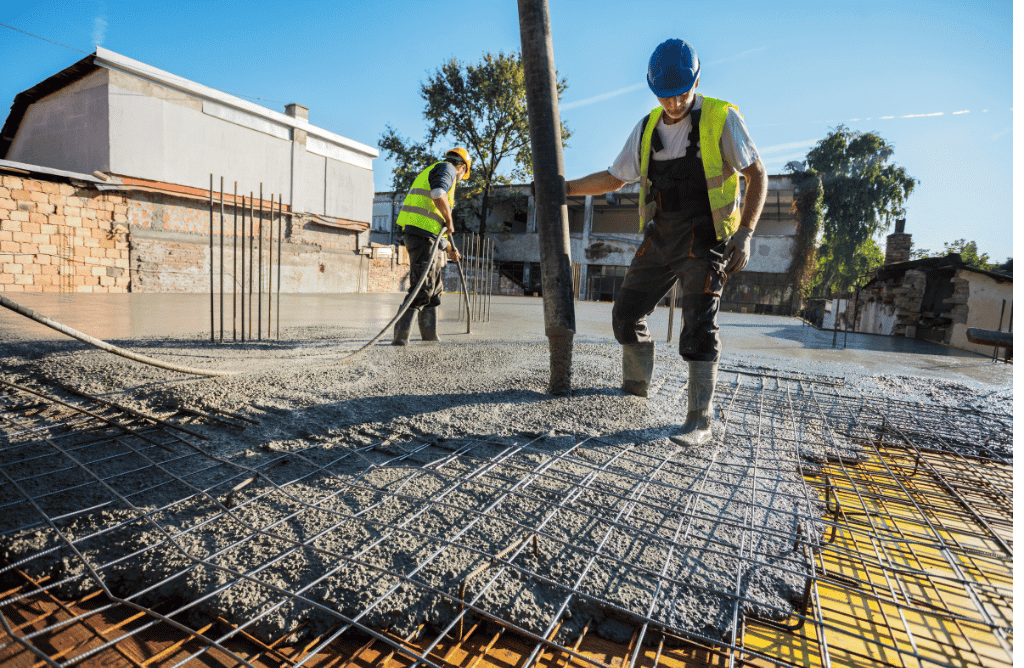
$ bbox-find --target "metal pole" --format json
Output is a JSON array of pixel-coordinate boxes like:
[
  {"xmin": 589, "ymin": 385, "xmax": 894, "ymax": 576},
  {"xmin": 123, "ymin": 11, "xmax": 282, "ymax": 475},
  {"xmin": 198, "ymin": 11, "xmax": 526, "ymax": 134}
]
[
  {"xmin": 249, "ymin": 192, "xmax": 254, "ymax": 338},
  {"xmin": 233, "ymin": 182, "xmax": 238, "ymax": 341},
  {"xmin": 472, "ymin": 233, "xmax": 480, "ymax": 321},
  {"xmin": 209, "ymin": 174, "xmax": 214, "ymax": 343},
  {"xmin": 458, "ymin": 233, "xmax": 465, "ymax": 323},
  {"xmin": 518, "ymin": 0, "xmax": 576, "ymax": 395},
  {"xmin": 267, "ymin": 191, "xmax": 273, "ymax": 341},
  {"xmin": 276, "ymin": 194, "xmax": 283, "ymax": 340},
  {"xmin": 667, "ymin": 282, "xmax": 677, "ymax": 343},
  {"xmin": 486, "ymin": 238, "xmax": 494, "ymax": 322},
  {"xmin": 240, "ymin": 194, "xmax": 246, "ymax": 342},
  {"xmin": 258, "ymin": 184, "xmax": 263, "ymax": 342},
  {"xmin": 993, "ymin": 299, "xmax": 1006, "ymax": 361},
  {"xmin": 219, "ymin": 177, "xmax": 224, "ymax": 344}
]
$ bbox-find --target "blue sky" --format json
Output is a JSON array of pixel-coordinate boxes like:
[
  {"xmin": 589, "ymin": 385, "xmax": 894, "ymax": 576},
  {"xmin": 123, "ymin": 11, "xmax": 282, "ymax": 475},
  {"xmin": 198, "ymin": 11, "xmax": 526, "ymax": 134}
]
[{"xmin": 0, "ymin": 0, "xmax": 1014, "ymax": 263}]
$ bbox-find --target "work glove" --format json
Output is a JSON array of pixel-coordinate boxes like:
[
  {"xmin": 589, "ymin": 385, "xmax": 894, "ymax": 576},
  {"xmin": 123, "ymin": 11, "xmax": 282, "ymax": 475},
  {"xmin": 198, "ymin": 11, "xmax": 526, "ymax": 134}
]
[{"xmin": 724, "ymin": 226, "xmax": 753, "ymax": 275}]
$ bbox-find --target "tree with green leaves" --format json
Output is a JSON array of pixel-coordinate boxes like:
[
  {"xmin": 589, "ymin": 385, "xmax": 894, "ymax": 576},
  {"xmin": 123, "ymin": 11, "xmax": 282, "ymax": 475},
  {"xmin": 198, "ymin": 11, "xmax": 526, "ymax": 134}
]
[
  {"xmin": 803, "ymin": 125, "xmax": 917, "ymax": 295},
  {"xmin": 908, "ymin": 239, "xmax": 1010, "ymax": 274},
  {"xmin": 379, "ymin": 51, "xmax": 571, "ymax": 236}
]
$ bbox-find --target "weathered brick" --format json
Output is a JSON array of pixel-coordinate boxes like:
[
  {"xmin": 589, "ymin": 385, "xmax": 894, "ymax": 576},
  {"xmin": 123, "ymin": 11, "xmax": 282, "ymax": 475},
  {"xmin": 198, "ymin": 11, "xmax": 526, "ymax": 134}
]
[
  {"xmin": 59, "ymin": 184, "xmax": 75, "ymax": 196},
  {"xmin": 1, "ymin": 220, "xmax": 20, "ymax": 233},
  {"xmin": 83, "ymin": 237, "xmax": 100, "ymax": 248},
  {"xmin": 40, "ymin": 264, "xmax": 58, "ymax": 275},
  {"xmin": 63, "ymin": 206, "xmax": 81, "ymax": 217},
  {"xmin": 38, "ymin": 244, "xmax": 57, "ymax": 255},
  {"xmin": 65, "ymin": 216, "xmax": 81, "ymax": 227},
  {"xmin": 91, "ymin": 246, "xmax": 107, "ymax": 258},
  {"xmin": 19, "ymin": 243, "xmax": 39, "ymax": 254},
  {"xmin": 33, "ymin": 274, "xmax": 53, "ymax": 285},
  {"xmin": 2, "ymin": 263, "xmax": 22, "ymax": 274},
  {"xmin": 0, "ymin": 231, "xmax": 11, "ymax": 242},
  {"xmin": 99, "ymin": 275, "xmax": 115, "ymax": 287},
  {"xmin": 29, "ymin": 192, "xmax": 48, "ymax": 205},
  {"xmin": 14, "ymin": 274, "xmax": 32, "ymax": 285},
  {"xmin": 40, "ymin": 223, "xmax": 58, "ymax": 235},
  {"xmin": 9, "ymin": 211, "xmax": 29, "ymax": 222},
  {"xmin": 39, "ymin": 181, "xmax": 60, "ymax": 195},
  {"xmin": 22, "ymin": 180, "xmax": 41, "ymax": 192},
  {"xmin": 0, "ymin": 274, "xmax": 13, "ymax": 284},
  {"xmin": 48, "ymin": 194, "xmax": 64, "ymax": 206},
  {"xmin": 10, "ymin": 190, "xmax": 30, "ymax": 201},
  {"xmin": 12, "ymin": 231, "xmax": 31, "ymax": 243},
  {"xmin": 23, "ymin": 220, "xmax": 42, "ymax": 233},
  {"xmin": 2, "ymin": 176, "xmax": 23, "ymax": 189}
]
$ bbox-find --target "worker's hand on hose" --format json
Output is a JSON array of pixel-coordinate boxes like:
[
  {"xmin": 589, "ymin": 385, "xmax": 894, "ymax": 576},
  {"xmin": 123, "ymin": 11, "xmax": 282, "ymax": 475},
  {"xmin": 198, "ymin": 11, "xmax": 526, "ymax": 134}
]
[
  {"xmin": 724, "ymin": 226, "xmax": 754, "ymax": 275},
  {"xmin": 447, "ymin": 245, "xmax": 461, "ymax": 263}
]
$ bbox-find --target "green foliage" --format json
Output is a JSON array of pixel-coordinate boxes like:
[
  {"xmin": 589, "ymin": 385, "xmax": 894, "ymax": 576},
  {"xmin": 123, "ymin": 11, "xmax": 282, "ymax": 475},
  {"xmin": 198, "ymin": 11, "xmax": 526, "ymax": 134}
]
[
  {"xmin": 379, "ymin": 51, "xmax": 570, "ymax": 235},
  {"xmin": 804, "ymin": 125, "xmax": 917, "ymax": 296},
  {"xmin": 808, "ymin": 237, "xmax": 884, "ymax": 296},
  {"xmin": 908, "ymin": 239, "xmax": 1010, "ymax": 274},
  {"xmin": 941, "ymin": 239, "xmax": 991, "ymax": 271}
]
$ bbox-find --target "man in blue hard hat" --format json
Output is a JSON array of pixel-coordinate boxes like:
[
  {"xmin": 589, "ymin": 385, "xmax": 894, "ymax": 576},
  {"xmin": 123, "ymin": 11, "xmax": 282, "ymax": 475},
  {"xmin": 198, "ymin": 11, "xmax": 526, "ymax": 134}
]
[
  {"xmin": 392, "ymin": 148, "xmax": 470, "ymax": 345},
  {"xmin": 565, "ymin": 38, "xmax": 767, "ymax": 446}
]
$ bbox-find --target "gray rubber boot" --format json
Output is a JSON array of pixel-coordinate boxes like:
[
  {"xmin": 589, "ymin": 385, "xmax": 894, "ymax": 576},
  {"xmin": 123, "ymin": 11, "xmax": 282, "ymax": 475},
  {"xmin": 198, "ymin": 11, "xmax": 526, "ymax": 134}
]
[
  {"xmin": 392, "ymin": 308, "xmax": 417, "ymax": 346},
  {"xmin": 621, "ymin": 341, "xmax": 655, "ymax": 397},
  {"xmin": 418, "ymin": 306, "xmax": 439, "ymax": 342},
  {"xmin": 670, "ymin": 360, "xmax": 718, "ymax": 446}
]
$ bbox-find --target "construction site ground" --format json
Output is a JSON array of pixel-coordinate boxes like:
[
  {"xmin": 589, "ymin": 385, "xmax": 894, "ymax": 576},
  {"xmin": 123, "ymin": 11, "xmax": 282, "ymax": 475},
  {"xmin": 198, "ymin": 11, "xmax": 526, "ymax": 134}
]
[{"xmin": 0, "ymin": 292, "xmax": 1012, "ymax": 668}]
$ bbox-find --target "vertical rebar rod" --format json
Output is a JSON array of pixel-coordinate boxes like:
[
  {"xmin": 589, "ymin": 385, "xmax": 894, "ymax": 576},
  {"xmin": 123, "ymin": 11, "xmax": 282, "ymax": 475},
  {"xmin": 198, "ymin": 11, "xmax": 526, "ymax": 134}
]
[
  {"xmin": 249, "ymin": 192, "xmax": 254, "ymax": 338},
  {"xmin": 209, "ymin": 174, "xmax": 214, "ymax": 343},
  {"xmin": 487, "ymin": 238, "xmax": 493, "ymax": 322},
  {"xmin": 258, "ymin": 184, "xmax": 263, "ymax": 342},
  {"xmin": 667, "ymin": 282, "xmax": 677, "ymax": 343},
  {"xmin": 267, "ymin": 192, "xmax": 273, "ymax": 341},
  {"xmin": 240, "ymin": 192, "xmax": 246, "ymax": 342},
  {"xmin": 233, "ymin": 182, "xmax": 238, "ymax": 341},
  {"xmin": 457, "ymin": 233, "xmax": 465, "ymax": 323},
  {"xmin": 474, "ymin": 233, "xmax": 481, "ymax": 321},
  {"xmin": 277, "ymin": 195, "xmax": 282, "ymax": 340},
  {"xmin": 219, "ymin": 177, "xmax": 224, "ymax": 344},
  {"xmin": 992, "ymin": 299, "xmax": 1005, "ymax": 361}
]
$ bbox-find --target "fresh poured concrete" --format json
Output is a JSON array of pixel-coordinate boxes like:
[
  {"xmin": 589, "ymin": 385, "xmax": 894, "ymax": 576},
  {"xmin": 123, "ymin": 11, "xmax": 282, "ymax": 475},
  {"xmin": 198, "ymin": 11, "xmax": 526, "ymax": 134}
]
[{"xmin": 0, "ymin": 292, "xmax": 1011, "ymax": 645}]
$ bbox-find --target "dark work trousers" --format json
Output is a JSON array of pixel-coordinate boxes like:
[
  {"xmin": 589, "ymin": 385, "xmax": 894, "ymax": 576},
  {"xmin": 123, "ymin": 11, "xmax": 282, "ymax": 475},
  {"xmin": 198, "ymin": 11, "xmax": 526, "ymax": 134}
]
[
  {"xmin": 612, "ymin": 212, "xmax": 728, "ymax": 361},
  {"xmin": 404, "ymin": 233, "xmax": 445, "ymax": 310},
  {"xmin": 612, "ymin": 110, "xmax": 729, "ymax": 362}
]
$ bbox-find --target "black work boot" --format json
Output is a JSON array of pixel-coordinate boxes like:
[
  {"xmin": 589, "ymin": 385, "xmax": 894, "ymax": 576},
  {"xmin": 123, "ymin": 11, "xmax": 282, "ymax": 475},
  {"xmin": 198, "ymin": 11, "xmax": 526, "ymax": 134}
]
[
  {"xmin": 392, "ymin": 308, "xmax": 417, "ymax": 346},
  {"xmin": 621, "ymin": 342, "xmax": 655, "ymax": 397},
  {"xmin": 670, "ymin": 360, "xmax": 718, "ymax": 446},
  {"xmin": 418, "ymin": 306, "xmax": 439, "ymax": 342}
]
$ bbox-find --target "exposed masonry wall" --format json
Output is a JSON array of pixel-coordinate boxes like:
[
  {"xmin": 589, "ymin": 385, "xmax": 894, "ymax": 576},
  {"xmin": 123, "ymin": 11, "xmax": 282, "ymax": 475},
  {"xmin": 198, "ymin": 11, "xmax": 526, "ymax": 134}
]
[{"xmin": 0, "ymin": 175, "xmax": 130, "ymax": 293}]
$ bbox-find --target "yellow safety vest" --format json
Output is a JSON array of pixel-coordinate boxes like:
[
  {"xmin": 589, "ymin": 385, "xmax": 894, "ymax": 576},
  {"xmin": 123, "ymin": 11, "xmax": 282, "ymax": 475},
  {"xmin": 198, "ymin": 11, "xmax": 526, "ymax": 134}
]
[
  {"xmin": 638, "ymin": 96, "xmax": 742, "ymax": 239},
  {"xmin": 397, "ymin": 162, "xmax": 456, "ymax": 236}
]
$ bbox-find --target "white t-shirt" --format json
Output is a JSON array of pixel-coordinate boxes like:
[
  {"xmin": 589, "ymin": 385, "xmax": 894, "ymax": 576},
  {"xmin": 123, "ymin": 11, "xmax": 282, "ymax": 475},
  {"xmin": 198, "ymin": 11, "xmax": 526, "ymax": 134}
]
[{"xmin": 609, "ymin": 95, "xmax": 760, "ymax": 184}]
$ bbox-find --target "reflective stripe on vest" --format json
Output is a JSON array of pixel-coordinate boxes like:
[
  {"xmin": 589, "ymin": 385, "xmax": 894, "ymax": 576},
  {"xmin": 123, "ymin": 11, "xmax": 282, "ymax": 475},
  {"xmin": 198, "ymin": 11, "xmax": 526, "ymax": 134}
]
[
  {"xmin": 397, "ymin": 162, "xmax": 456, "ymax": 236},
  {"xmin": 638, "ymin": 97, "xmax": 742, "ymax": 239}
]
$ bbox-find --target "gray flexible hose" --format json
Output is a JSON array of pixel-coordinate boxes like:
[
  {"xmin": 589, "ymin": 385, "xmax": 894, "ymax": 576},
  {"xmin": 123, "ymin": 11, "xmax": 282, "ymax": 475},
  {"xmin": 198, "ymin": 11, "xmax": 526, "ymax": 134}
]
[
  {"xmin": 0, "ymin": 294, "xmax": 236, "ymax": 376},
  {"xmin": 334, "ymin": 230, "xmax": 472, "ymax": 364}
]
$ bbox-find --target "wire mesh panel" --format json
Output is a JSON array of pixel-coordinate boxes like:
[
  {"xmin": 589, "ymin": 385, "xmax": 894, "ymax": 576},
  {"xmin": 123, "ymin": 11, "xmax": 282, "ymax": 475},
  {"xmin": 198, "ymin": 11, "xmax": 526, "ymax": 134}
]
[{"xmin": 0, "ymin": 369, "xmax": 1011, "ymax": 668}]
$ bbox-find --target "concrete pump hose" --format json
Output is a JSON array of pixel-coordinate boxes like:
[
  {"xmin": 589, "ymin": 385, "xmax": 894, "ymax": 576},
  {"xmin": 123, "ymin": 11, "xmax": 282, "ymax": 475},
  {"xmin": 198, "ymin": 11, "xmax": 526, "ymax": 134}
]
[
  {"xmin": 0, "ymin": 294, "xmax": 236, "ymax": 377},
  {"xmin": 335, "ymin": 229, "xmax": 475, "ymax": 364}
]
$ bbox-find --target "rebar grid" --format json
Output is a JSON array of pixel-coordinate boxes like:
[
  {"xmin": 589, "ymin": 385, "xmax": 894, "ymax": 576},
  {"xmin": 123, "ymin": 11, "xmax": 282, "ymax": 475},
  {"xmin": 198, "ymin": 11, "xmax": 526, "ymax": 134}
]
[{"xmin": 0, "ymin": 371, "xmax": 1012, "ymax": 668}]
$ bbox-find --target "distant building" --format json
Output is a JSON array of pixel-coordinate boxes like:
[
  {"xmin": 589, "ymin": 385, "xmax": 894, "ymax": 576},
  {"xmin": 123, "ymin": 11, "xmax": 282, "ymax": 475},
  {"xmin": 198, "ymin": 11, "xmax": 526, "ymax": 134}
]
[
  {"xmin": 1, "ymin": 48, "xmax": 379, "ymax": 293},
  {"xmin": 376, "ymin": 173, "xmax": 804, "ymax": 311},
  {"xmin": 824, "ymin": 222, "xmax": 1013, "ymax": 356}
]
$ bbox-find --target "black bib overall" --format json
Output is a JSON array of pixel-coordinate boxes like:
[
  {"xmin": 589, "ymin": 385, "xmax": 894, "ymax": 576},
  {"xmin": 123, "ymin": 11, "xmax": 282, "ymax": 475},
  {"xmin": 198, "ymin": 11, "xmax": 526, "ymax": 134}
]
[{"xmin": 611, "ymin": 109, "xmax": 729, "ymax": 362}]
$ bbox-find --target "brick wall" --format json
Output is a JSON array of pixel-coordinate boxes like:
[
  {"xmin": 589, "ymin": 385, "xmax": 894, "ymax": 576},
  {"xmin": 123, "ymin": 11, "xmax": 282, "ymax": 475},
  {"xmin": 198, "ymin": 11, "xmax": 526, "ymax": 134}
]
[{"xmin": 0, "ymin": 175, "xmax": 130, "ymax": 293}]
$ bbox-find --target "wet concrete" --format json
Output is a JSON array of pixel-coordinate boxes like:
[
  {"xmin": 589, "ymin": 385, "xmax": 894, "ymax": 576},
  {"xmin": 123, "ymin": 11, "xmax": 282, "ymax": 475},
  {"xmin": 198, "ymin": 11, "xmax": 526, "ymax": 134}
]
[
  {"xmin": 0, "ymin": 292, "xmax": 1010, "ymax": 387},
  {"xmin": 0, "ymin": 291, "xmax": 1011, "ymax": 645}
]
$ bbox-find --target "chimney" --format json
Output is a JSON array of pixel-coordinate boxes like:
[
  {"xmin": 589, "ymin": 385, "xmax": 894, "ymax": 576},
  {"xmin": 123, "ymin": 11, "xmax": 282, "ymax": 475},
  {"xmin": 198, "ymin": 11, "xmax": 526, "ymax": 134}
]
[
  {"xmin": 885, "ymin": 218, "xmax": 912, "ymax": 264},
  {"xmin": 285, "ymin": 103, "xmax": 309, "ymax": 121}
]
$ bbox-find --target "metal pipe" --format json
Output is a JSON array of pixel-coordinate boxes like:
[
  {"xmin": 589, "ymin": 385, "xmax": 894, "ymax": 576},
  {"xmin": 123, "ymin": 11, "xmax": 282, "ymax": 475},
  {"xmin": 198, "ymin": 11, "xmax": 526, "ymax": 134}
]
[
  {"xmin": 277, "ymin": 194, "xmax": 282, "ymax": 340},
  {"xmin": 219, "ymin": 177, "xmax": 224, "ymax": 344},
  {"xmin": 518, "ymin": 0, "xmax": 576, "ymax": 395},
  {"xmin": 209, "ymin": 174, "xmax": 214, "ymax": 343},
  {"xmin": 249, "ymin": 192, "xmax": 254, "ymax": 339},
  {"xmin": 240, "ymin": 192, "xmax": 246, "ymax": 342},
  {"xmin": 993, "ymin": 299, "xmax": 1005, "ymax": 361},
  {"xmin": 267, "ymin": 191, "xmax": 273, "ymax": 340},
  {"xmin": 233, "ymin": 182, "xmax": 238, "ymax": 341},
  {"xmin": 258, "ymin": 184, "xmax": 263, "ymax": 342}
]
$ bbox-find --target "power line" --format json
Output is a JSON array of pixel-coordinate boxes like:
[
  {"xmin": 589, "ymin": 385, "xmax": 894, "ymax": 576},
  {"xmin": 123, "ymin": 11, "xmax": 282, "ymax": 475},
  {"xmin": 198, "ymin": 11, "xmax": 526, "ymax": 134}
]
[{"xmin": 0, "ymin": 22, "xmax": 90, "ymax": 55}]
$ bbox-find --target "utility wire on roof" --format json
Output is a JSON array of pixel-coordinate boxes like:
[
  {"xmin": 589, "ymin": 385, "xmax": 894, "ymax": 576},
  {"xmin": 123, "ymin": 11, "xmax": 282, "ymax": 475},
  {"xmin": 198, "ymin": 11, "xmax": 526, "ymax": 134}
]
[
  {"xmin": 0, "ymin": 22, "xmax": 90, "ymax": 54},
  {"xmin": 1, "ymin": 22, "xmax": 287, "ymax": 105}
]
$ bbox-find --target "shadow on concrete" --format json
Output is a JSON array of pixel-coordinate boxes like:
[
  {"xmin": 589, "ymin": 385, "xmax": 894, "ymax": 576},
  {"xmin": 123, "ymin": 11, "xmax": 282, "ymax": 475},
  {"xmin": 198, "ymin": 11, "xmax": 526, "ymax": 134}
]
[{"xmin": 756, "ymin": 325, "xmax": 981, "ymax": 357}]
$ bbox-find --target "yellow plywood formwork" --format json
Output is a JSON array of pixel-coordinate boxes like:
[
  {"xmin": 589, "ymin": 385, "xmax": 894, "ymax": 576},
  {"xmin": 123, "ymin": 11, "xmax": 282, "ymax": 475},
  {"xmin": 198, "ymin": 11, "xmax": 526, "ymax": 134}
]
[{"xmin": 740, "ymin": 442, "xmax": 1012, "ymax": 668}]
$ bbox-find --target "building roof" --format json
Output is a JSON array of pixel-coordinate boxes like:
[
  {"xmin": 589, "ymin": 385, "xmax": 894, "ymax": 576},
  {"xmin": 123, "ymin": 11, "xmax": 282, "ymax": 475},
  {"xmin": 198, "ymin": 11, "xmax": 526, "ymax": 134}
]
[
  {"xmin": 868, "ymin": 253, "xmax": 1012, "ymax": 286},
  {"xmin": 1, "ymin": 47, "xmax": 378, "ymax": 163}
]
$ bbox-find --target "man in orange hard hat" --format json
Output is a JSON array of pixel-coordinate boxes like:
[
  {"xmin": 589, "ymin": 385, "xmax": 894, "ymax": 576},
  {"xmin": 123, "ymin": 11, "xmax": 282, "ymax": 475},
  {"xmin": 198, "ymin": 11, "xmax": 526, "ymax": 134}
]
[{"xmin": 392, "ymin": 148, "xmax": 471, "ymax": 345}]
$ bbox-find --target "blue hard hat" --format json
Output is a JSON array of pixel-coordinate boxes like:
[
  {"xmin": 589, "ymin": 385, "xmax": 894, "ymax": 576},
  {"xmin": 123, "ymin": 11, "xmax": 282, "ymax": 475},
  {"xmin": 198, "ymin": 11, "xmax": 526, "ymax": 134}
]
[{"xmin": 647, "ymin": 39, "xmax": 700, "ymax": 98}]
